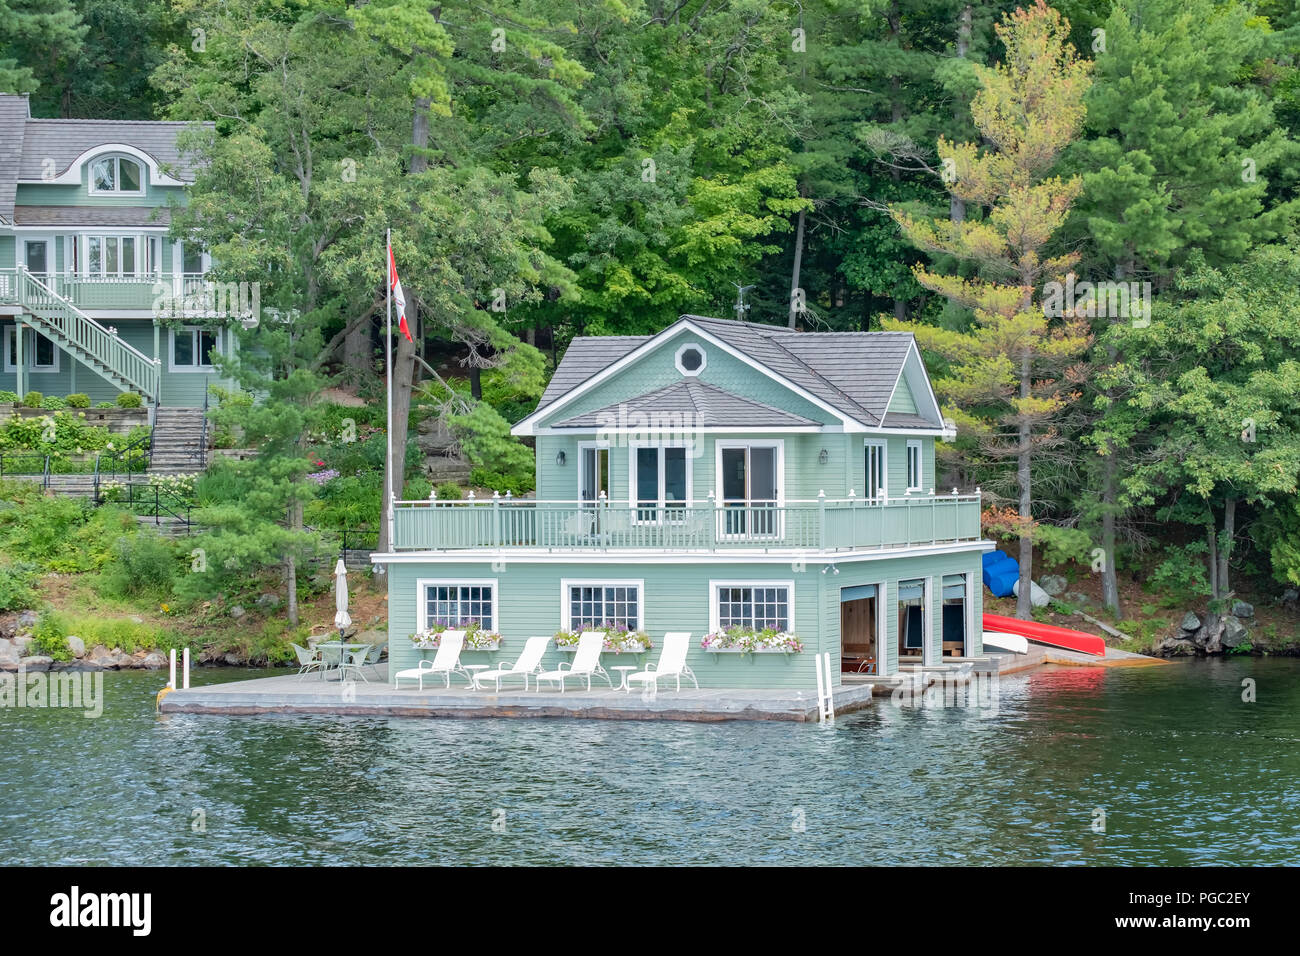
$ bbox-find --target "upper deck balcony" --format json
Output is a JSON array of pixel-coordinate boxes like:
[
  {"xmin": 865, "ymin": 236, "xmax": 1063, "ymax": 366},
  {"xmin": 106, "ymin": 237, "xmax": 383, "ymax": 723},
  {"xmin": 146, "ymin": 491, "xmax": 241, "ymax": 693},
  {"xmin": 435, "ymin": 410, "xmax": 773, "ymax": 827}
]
[
  {"xmin": 391, "ymin": 492, "xmax": 983, "ymax": 554},
  {"xmin": 0, "ymin": 268, "xmax": 243, "ymax": 316}
]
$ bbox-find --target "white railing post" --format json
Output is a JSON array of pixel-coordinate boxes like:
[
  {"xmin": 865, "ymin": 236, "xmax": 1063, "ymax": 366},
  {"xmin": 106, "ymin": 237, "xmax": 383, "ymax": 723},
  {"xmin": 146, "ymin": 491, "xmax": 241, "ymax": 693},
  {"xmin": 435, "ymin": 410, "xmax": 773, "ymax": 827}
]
[
  {"xmin": 815, "ymin": 651, "xmax": 835, "ymax": 722},
  {"xmin": 183, "ymin": 647, "xmax": 191, "ymax": 689},
  {"xmin": 168, "ymin": 648, "xmax": 177, "ymax": 690}
]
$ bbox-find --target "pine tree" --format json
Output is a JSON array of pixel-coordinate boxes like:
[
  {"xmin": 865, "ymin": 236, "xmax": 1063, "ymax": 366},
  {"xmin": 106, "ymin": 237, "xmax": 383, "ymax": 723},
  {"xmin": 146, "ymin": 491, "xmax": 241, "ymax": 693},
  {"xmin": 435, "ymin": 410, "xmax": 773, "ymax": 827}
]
[{"xmin": 884, "ymin": 0, "xmax": 1092, "ymax": 618}]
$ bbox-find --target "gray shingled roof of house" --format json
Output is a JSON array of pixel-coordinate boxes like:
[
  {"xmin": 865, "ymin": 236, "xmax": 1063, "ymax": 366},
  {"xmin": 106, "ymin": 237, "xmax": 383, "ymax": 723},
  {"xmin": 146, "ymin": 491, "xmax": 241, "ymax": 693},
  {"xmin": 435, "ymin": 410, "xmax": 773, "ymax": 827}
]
[
  {"xmin": 0, "ymin": 95, "xmax": 30, "ymax": 224},
  {"xmin": 0, "ymin": 93, "xmax": 209, "ymax": 223},
  {"xmin": 553, "ymin": 378, "xmax": 823, "ymax": 429},
  {"xmin": 533, "ymin": 315, "xmax": 937, "ymax": 430},
  {"xmin": 14, "ymin": 206, "xmax": 172, "ymax": 227}
]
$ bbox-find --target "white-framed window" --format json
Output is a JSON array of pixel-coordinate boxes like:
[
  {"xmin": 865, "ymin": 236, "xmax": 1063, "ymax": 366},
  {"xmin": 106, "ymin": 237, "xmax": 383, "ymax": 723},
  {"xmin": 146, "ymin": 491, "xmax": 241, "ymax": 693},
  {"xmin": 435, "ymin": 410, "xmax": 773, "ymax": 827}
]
[
  {"xmin": 418, "ymin": 578, "xmax": 497, "ymax": 633},
  {"xmin": 865, "ymin": 439, "xmax": 887, "ymax": 500},
  {"xmin": 85, "ymin": 234, "xmax": 146, "ymax": 277},
  {"xmin": 170, "ymin": 326, "xmax": 219, "ymax": 371},
  {"xmin": 561, "ymin": 579, "xmax": 644, "ymax": 632},
  {"xmin": 906, "ymin": 439, "xmax": 923, "ymax": 492},
  {"xmin": 674, "ymin": 342, "xmax": 706, "ymax": 376},
  {"xmin": 710, "ymin": 580, "xmax": 794, "ymax": 633},
  {"xmin": 897, "ymin": 578, "xmax": 930, "ymax": 662},
  {"xmin": 3, "ymin": 326, "xmax": 59, "ymax": 373},
  {"xmin": 631, "ymin": 443, "xmax": 690, "ymax": 522},
  {"xmin": 89, "ymin": 154, "xmax": 144, "ymax": 194}
]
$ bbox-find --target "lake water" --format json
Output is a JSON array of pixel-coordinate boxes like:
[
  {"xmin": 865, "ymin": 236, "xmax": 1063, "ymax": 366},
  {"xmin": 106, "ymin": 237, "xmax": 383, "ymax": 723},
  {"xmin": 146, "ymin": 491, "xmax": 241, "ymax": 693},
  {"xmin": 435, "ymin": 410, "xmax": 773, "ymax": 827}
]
[{"xmin": 2, "ymin": 658, "xmax": 1297, "ymax": 865}]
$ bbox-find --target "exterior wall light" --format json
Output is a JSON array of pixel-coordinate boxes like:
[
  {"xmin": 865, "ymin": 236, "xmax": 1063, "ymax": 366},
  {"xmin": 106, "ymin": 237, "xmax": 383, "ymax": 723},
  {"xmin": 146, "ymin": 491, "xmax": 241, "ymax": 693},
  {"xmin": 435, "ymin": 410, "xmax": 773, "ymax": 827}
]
[
  {"xmin": 818, "ymin": 448, "xmax": 829, "ymax": 464},
  {"xmin": 556, "ymin": 450, "xmax": 566, "ymax": 466}
]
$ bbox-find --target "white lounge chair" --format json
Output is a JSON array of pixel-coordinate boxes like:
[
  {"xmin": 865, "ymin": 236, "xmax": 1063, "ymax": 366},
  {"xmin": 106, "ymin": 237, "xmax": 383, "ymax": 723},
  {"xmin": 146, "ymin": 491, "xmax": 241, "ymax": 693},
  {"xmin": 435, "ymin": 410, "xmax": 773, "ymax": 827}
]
[
  {"xmin": 473, "ymin": 636, "xmax": 549, "ymax": 691},
  {"xmin": 625, "ymin": 632, "xmax": 698, "ymax": 693},
  {"xmin": 535, "ymin": 631, "xmax": 612, "ymax": 693},
  {"xmin": 392, "ymin": 631, "xmax": 468, "ymax": 690}
]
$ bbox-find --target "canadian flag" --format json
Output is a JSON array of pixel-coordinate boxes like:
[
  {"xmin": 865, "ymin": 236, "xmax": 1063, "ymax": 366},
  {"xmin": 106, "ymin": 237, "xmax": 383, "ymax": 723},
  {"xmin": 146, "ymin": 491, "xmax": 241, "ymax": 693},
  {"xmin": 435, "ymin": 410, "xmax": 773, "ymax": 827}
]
[{"xmin": 388, "ymin": 241, "xmax": 413, "ymax": 342}]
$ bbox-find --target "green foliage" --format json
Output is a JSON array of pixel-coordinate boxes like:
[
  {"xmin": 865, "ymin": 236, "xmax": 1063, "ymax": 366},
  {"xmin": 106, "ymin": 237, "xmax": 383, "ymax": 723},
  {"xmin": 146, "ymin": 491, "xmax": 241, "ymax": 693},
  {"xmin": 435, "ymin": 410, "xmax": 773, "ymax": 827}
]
[
  {"xmin": 95, "ymin": 401, "xmax": 115, "ymax": 409},
  {"xmin": 31, "ymin": 610, "xmax": 72, "ymax": 661},
  {"xmin": 115, "ymin": 392, "xmax": 143, "ymax": 409},
  {"xmin": 35, "ymin": 609, "xmax": 185, "ymax": 656},
  {"xmin": 98, "ymin": 532, "xmax": 178, "ymax": 599},
  {"xmin": 1034, "ymin": 525, "xmax": 1093, "ymax": 568},
  {"xmin": 0, "ymin": 391, "xmax": 17, "ymax": 403},
  {"xmin": 1147, "ymin": 544, "xmax": 1212, "ymax": 606},
  {"xmin": 435, "ymin": 481, "xmax": 462, "ymax": 501},
  {"xmin": 0, "ymin": 562, "xmax": 38, "ymax": 612},
  {"xmin": 451, "ymin": 402, "xmax": 534, "ymax": 494},
  {"xmin": 65, "ymin": 393, "xmax": 90, "ymax": 408},
  {"xmin": 21, "ymin": 391, "xmax": 42, "ymax": 408},
  {"xmin": 0, "ymin": 481, "xmax": 139, "ymax": 572},
  {"xmin": 39, "ymin": 396, "xmax": 66, "ymax": 410}
]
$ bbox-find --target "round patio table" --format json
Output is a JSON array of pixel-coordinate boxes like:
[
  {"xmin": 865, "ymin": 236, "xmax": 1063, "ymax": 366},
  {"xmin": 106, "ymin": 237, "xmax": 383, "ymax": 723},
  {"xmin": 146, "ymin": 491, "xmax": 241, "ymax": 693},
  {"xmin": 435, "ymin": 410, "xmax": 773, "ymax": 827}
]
[
  {"xmin": 315, "ymin": 642, "xmax": 368, "ymax": 680},
  {"xmin": 611, "ymin": 665, "xmax": 638, "ymax": 691}
]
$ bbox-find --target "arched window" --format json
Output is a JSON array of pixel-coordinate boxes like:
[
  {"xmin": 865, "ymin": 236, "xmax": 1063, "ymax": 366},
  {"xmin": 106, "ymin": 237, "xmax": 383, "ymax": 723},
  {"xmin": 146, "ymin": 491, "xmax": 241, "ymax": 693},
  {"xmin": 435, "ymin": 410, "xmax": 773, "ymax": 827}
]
[{"xmin": 89, "ymin": 154, "xmax": 144, "ymax": 194}]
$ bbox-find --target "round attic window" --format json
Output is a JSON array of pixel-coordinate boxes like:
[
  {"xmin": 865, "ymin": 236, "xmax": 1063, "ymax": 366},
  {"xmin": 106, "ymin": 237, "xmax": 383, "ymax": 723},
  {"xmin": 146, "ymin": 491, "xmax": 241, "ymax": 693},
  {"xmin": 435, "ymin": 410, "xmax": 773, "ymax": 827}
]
[{"xmin": 675, "ymin": 343, "xmax": 706, "ymax": 376}]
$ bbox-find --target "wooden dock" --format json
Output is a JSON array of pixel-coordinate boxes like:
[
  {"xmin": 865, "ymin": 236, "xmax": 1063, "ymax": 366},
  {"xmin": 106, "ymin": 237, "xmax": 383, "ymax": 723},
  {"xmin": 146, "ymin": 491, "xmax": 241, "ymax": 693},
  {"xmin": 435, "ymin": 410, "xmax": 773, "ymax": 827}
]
[{"xmin": 157, "ymin": 666, "xmax": 876, "ymax": 723}]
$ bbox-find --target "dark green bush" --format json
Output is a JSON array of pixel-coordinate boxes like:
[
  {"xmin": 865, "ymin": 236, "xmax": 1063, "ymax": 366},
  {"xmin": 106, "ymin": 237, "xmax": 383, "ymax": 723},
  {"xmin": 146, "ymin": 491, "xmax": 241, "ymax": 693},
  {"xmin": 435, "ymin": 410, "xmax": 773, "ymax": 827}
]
[
  {"xmin": 31, "ymin": 610, "xmax": 71, "ymax": 661},
  {"xmin": 98, "ymin": 532, "xmax": 178, "ymax": 599},
  {"xmin": 21, "ymin": 391, "xmax": 42, "ymax": 408},
  {"xmin": 65, "ymin": 393, "xmax": 90, "ymax": 408},
  {"xmin": 435, "ymin": 482, "xmax": 462, "ymax": 500},
  {"xmin": 116, "ymin": 392, "xmax": 143, "ymax": 409},
  {"xmin": 0, "ymin": 562, "xmax": 38, "ymax": 611}
]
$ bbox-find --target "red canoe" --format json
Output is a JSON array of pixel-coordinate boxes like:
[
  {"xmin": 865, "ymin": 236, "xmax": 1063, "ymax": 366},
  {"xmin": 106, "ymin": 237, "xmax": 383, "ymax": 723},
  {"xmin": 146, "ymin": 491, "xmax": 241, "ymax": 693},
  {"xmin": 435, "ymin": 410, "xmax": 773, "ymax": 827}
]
[{"xmin": 983, "ymin": 613, "xmax": 1106, "ymax": 657}]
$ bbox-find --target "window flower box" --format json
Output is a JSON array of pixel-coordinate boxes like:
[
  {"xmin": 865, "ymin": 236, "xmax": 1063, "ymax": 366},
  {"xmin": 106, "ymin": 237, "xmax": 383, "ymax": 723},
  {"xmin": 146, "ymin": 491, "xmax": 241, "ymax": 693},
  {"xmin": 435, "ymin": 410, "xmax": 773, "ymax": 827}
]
[
  {"xmin": 553, "ymin": 624, "xmax": 653, "ymax": 654},
  {"xmin": 411, "ymin": 621, "xmax": 502, "ymax": 652},
  {"xmin": 701, "ymin": 627, "xmax": 804, "ymax": 655}
]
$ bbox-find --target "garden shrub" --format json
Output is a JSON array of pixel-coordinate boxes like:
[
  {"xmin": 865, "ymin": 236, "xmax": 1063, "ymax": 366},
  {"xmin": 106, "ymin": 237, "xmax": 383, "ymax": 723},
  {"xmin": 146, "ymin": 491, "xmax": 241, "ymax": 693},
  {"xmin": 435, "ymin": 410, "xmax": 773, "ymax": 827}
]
[
  {"xmin": 451, "ymin": 403, "xmax": 534, "ymax": 494},
  {"xmin": 39, "ymin": 396, "xmax": 66, "ymax": 410},
  {"xmin": 0, "ymin": 390, "xmax": 18, "ymax": 403},
  {"xmin": 436, "ymin": 481, "xmax": 462, "ymax": 501},
  {"xmin": 65, "ymin": 393, "xmax": 90, "ymax": 408},
  {"xmin": 21, "ymin": 391, "xmax": 42, "ymax": 408},
  {"xmin": 0, "ymin": 562, "xmax": 38, "ymax": 611},
  {"xmin": 31, "ymin": 610, "xmax": 72, "ymax": 661},
  {"xmin": 95, "ymin": 401, "xmax": 115, "ymax": 409},
  {"xmin": 98, "ymin": 532, "xmax": 178, "ymax": 599},
  {"xmin": 116, "ymin": 392, "xmax": 143, "ymax": 409}
]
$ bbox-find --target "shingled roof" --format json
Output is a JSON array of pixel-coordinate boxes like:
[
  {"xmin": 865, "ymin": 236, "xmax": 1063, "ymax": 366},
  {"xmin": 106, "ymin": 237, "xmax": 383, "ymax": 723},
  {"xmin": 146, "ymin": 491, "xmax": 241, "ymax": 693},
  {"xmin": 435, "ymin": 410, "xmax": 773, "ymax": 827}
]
[
  {"xmin": 0, "ymin": 93, "xmax": 209, "ymax": 223},
  {"xmin": 525, "ymin": 314, "xmax": 940, "ymax": 433},
  {"xmin": 13, "ymin": 206, "xmax": 172, "ymax": 227},
  {"xmin": 553, "ymin": 378, "xmax": 823, "ymax": 429}
]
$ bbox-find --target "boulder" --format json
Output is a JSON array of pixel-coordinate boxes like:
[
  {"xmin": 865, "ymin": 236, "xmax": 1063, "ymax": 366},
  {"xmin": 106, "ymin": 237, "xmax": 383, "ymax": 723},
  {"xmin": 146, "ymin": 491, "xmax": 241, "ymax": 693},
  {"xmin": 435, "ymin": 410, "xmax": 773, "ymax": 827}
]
[
  {"xmin": 66, "ymin": 636, "xmax": 86, "ymax": 659},
  {"xmin": 1062, "ymin": 591, "xmax": 1094, "ymax": 608},
  {"xmin": 1230, "ymin": 600, "xmax": 1254, "ymax": 619},
  {"xmin": 140, "ymin": 652, "xmax": 167, "ymax": 670},
  {"xmin": 87, "ymin": 645, "xmax": 116, "ymax": 667},
  {"xmin": 229, "ymin": 605, "xmax": 246, "ymax": 620},
  {"xmin": 1282, "ymin": 588, "xmax": 1299, "ymax": 609},
  {"xmin": 416, "ymin": 417, "xmax": 459, "ymax": 454},
  {"xmin": 424, "ymin": 454, "xmax": 472, "ymax": 483},
  {"xmin": 1221, "ymin": 616, "xmax": 1250, "ymax": 649},
  {"xmin": 1157, "ymin": 637, "xmax": 1199, "ymax": 656},
  {"xmin": 108, "ymin": 649, "xmax": 135, "ymax": 668},
  {"xmin": 12, "ymin": 635, "xmax": 31, "ymax": 653},
  {"xmin": 14, "ymin": 609, "xmax": 37, "ymax": 632},
  {"xmin": 0, "ymin": 640, "xmax": 19, "ymax": 672},
  {"xmin": 53, "ymin": 659, "xmax": 105, "ymax": 672},
  {"xmin": 1039, "ymin": 575, "xmax": 1069, "ymax": 597},
  {"xmin": 256, "ymin": 592, "xmax": 281, "ymax": 609},
  {"xmin": 223, "ymin": 652, "xmax": 244, "ymax": 666},
  {"xmin": 19, "ymin": 655, "xmax": 53, "ymax": 671},
  {"xmin": 1012, "ymin": 579, "xmax": 1052, "ymax": 608},
  {"xmin": 1180, "ymin": 612, "xmax": 1202, "ymax": 633}
]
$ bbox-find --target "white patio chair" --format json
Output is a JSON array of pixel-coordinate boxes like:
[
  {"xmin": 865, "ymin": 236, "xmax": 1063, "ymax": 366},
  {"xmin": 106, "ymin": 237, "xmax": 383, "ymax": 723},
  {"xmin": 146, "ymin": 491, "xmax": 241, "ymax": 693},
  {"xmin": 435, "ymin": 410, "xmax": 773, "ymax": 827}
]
[
  {"xmin": 473, "ymin": 636, "xmax": 550, "ymax": 691},
  {"xmin": 392, "ymin": 630, "xmax": 468, "ymax": 690},
  {"xmin": 291, "ymin": 643, "xmax": 321, "ymax": 680},
  {"xmin": 535, "ymin": 631, "xmax": 612, "ymax": 693},
  {"xmin": 625, "ymin": 632, "xmax": 698, "ymax": 693}
]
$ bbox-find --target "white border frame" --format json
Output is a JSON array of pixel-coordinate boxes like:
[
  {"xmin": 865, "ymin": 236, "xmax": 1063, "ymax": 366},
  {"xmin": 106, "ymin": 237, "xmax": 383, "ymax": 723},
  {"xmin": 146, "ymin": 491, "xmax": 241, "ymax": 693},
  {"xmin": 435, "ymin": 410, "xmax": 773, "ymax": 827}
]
[
  {"xmin": 3, "ymin": 325, "xmax": 60, "ymax": 374},
  {"xmin": 87, "ymin": 153, "xmax": 147, "ymax": 197},
  {"xmin": 715, "ymin": 439, "xmax": 784, "ymax": 539},
  {"xmin": 839, "ymin": 578, "xmax": 888, "ymax": 675},
  {"xmin": 168, "ymin": 325, "xmax": 220, "ymax": 373},
  {"xmin": 864, "ymin": 438, "xmax": 888, "ymax": 500},
  {"xmin": 19, "ymin": 235, "xmax": 52, "ymax": 274},
  {"xmin": 576, "ymin": 439, "xmax": 610, "ymax": 501},
  {"xmin": 628, "ymin": 441, "xmax": 694, "ymax": 521},
  {"xmin": 941, "ymin": 571, "xmax": 973, "ymax": 658},
  {"xmin": 709, "ymin": 579, "xmax": 796, "ymax": 634},
  {"xmin": 674, "ymin": 341, "xmax": 707, "ymax": 377},
  {"xmin": 906, "ymin": 439, "xmax": 923, "ymax": 493},
  {"xmin": 415, "ymin": 577, "xmax": 499, "ymax": 634},
  {"xmin": 559, "ymin": 578, "xmax": 646, "ymax": 633},
  {"xmin": 20, "ymin": 143, "xmax": 186, "ymax": 188},
  {"xmin": 896, "ymin": 576, "xmax": 931, "ymax": 665}
]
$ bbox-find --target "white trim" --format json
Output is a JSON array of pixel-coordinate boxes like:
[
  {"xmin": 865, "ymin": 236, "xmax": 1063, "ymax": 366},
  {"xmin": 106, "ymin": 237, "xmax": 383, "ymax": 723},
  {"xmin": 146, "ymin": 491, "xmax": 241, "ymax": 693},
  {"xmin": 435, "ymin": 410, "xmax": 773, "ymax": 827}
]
[
  {"xmin": 541, "ymin": 425, "xmax": 827, "ymax": 436},
  {"xmin": 674, "ymin": 341, "xmax": 707, "ymax": 376},
  {"xmin": 371, "ymin": 539, "xmax": 995, "ymax": 565},
  {"xmin": 714, "ymin": 439, "xmax": 784, "ymax": 506},
  {"xmin": 512, "ymin": 319, "xmax": 865, "ymax": 435},
  {"xmin": 909, "ymin": 338, "xmax": 945, "ymax": 426},
  {"xmin": 87, "ymin": 153, "xmax": 146, "ymax": 196},
  {"xmin": 559, "ymin": 578, "xmax": 646, "ymax": 633},
  {"xmin": 576, "ymin": 440, "xmax": 610, "ymax": 501},
  {"xmin": 19, "ymin": 235, "xmax": 51, "ymax": 273},
  {"xmin": 415, "ymin": 577, "xmax": 499, "ymax": 633},
  {"xmin": 896, "ymin": 576, "xmax": 930, "ymax": 663},
  {"xmin": 864, "ymin": 438, "xmax": 888, "ymax": 500},
  {"xmin": 3, "ymin": 325, "xmax": 60, "ymax": 374},
  {"xmin": 628, "ymin": 441, "xmax": 694, "ymax": 514},
  {"xmin": 168, "ymin": 325, "xmax": 220, "ymax": 372},
  {"xmin": 708, "ymin": 579, "xmax": 796, "ymax": 634},
  {"xmin": 20, "ymin": 143, "xmax": 187, "ymax": 188},
  {"xmin": 906, "ymin": 439, "xmax": 923, "ymax": 493}
]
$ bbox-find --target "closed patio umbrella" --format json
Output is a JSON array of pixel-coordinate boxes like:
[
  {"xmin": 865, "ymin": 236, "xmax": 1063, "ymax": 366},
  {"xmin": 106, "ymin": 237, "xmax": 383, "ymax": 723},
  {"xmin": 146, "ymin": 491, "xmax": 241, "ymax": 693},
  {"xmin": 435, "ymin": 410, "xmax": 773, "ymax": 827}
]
[{"xmin": 334, "ymin": 558, "xmax": 352, "ymax": 638}]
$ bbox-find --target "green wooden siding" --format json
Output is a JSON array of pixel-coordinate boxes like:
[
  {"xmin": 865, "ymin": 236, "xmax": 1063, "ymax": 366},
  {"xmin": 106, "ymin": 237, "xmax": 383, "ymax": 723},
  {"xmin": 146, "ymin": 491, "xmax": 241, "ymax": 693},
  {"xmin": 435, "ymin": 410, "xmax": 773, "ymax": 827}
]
[
  {"xmin": 887, "ymin": 373, "xmax": 918, "ymax": 414},
  {"xmin": 385, "ymin": 548, "xmax": 987, "ymax": 689}
]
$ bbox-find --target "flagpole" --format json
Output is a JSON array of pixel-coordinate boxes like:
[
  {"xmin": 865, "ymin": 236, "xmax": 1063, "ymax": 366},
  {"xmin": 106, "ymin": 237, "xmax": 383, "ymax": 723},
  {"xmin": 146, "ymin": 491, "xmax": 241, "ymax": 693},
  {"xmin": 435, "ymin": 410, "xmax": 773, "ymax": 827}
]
[{"xmin": 385, "ymin": 227, "xmax": 394, "ymax": 558}]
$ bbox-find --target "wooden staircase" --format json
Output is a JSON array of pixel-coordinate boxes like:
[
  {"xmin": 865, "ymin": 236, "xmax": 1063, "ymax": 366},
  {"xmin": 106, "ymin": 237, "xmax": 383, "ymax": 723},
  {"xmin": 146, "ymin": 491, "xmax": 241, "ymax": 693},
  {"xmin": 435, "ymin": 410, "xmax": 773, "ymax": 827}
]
[
  {"xmin": 15, "ymin": 269, "xmax": 160, "ymax": 400},
  {"xmin": 149, "ymin": 407, "xmax": 209, "ymax": 473}
]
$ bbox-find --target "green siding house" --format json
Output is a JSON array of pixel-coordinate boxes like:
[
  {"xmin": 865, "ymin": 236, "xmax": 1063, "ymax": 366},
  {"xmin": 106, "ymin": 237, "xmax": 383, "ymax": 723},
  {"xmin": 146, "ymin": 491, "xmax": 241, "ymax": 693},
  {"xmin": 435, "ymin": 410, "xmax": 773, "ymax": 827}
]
[
  {"xmin": 0, "ymin": 93, "xmax": 236, "ymax": 409},
  {"xmin": 377, "ymin": 314, "xmax": 994, "ymax": 690}
]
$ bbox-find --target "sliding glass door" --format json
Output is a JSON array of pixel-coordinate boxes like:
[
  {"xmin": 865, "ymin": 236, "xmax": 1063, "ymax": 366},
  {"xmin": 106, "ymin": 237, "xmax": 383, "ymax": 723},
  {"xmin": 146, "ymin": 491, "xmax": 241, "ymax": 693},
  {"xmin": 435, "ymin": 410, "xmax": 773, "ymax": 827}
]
[{"xmin": 719, "ymin": 443, "xmax": 780, "ymax": 537}]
